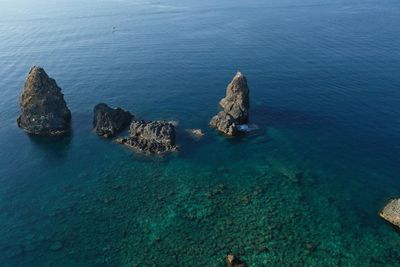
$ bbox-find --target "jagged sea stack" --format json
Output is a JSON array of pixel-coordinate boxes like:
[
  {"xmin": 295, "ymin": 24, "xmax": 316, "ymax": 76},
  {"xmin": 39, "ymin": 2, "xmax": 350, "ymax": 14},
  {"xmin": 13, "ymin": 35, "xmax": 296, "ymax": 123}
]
[
  {"xmin": 210, "ymin": 72, "xmax": 250, "ymax": 135},
  {"xmin": 93, "ymin": 103, "xmax": 133, "ymax": 138},
  {"xmin": 117, "ymin": 120, "xmax": 177, "ymax": 154},
  {"xmin": 17, "ymin": 66, "xmax": 71, "ymax": 135}
]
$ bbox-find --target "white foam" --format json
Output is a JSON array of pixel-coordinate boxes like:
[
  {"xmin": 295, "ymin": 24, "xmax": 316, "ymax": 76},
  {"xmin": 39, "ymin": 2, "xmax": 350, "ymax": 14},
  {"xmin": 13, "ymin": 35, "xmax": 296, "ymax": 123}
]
[{"xmin": 237, "ymin": 124, "xmax": 259, "ymax": 132}]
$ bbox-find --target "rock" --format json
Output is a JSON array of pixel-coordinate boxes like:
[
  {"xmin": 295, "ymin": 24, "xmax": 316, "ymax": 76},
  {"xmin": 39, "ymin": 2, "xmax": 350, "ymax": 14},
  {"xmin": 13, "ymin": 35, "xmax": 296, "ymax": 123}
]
[
  {"xmin": 379, "ymin": 198, "xmax": 400, "ymax": 228},
  {"xmin": 206, "ymin": 183, "xmax": 227, "ymax": 199},
  {"xmin": 219, "ymin": 72, "xmax": 250, "ymax": 123},
  {"xmin": 226, "ymin": 254, "xmax": 246, "ymax": 267},
  {"xmin": 210, "ymin": 72, "xmax": 250, "ymax": 135},
  {"xmin": 115, "ymin": 137, "xmax": 125, "ymax": 144},
  {"xmin": 168, "ymin": 120, "xmax": 179, "ymax": 127},
  {"xmin": 119, "ymin": 120, "xmax": 177, "ymax": 153},
  {"xmin": 17, "ymin": 66, "xmax": 71, "ymax": 135},
  {"xmin": 226, "ymin": 254, "xmax": 235, "ymax": 267},
  {"xmin": 93, "ymin": 103, "xmax": 133, "ymax": 138},
  {"xmin": 241, "ymin": 195, "xmax": 250, "ymax": 205},
  {"xmin": 49, "ymin": 241, "xmax": 63, "ymax": 251},
  {"xmin": 186, "ymin": 128, "xmax": 205, "ymax": 138},
  {"xmin": 210, "ymin": 111, "xmax": 237, "ymax": 136}
]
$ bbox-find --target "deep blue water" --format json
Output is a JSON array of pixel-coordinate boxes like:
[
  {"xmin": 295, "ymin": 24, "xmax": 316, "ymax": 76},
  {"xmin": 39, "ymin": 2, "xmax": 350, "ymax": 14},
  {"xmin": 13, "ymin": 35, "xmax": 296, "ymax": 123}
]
[{"xmin": 1, "ymin": 0, "xmax": 400, "ymax": 266}]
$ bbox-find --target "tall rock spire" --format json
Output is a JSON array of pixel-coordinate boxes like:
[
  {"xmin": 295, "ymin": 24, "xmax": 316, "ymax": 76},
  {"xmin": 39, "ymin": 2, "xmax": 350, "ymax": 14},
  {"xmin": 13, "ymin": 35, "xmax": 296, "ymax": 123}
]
[
  {"xmin": 17, "ymin": 66, "xmax": 71, "ymax": 135},
  {"xmin": 210, "ymin": 72, "xmax": 250, "ymax": 135}
]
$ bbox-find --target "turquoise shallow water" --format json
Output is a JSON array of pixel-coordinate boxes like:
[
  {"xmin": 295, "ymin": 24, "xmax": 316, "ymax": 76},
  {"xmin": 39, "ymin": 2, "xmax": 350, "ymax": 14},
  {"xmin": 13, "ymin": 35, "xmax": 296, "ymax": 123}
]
[{"xmin": 1, "ymin": 0, "xmax": 400, "ymax": 266}]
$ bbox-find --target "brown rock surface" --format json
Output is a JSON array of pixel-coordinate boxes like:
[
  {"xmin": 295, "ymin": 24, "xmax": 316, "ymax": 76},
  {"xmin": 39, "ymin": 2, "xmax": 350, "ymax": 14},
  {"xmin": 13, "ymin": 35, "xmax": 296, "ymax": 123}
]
[
  {"xmin": 210, "ymin": 72, "xmax": 250, "ymax": 135},
  {"xmin": 17, "ymin": 66, "xmax": 71, "ymax": 135}
]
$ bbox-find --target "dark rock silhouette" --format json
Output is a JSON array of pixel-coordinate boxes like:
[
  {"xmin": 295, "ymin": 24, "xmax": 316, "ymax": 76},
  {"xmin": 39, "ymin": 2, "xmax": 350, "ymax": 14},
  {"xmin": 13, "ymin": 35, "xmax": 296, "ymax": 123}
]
[
  {"xmin": 93, "ymin": 103, "xmax": 133, "ymax": 138},
  {"xmin": 117, "ymin": 120, "xmax": 177, "ymax": 154},
  {"xmin": 210, "ymin": 72, "xmax": 250, "ymax": 135},
  {"xmin": 17, "ymin": 66, "xmax": 71, "ymax": 135}
]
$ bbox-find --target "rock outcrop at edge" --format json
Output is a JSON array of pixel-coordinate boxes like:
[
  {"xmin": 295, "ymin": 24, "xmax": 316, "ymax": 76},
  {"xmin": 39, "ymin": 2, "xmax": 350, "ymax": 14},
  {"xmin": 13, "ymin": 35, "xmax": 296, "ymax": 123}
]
[
  {"xmin": 93, "ymin": 103, "xmax": 133, "ymax": 138},
  {"xmin": 17, "ymin": 66, "xmax": 71, "ymax": 135},
  {"xmin": 379, "ymin": 198, "xmax": 400, "ymax": 228},
  {"xmin": 210, "ymin": 72, "xmax": 250, "ymax": 135},
  {"xmin": 117, "ymin": 120, "xmax": 177, "ymax": 154}
]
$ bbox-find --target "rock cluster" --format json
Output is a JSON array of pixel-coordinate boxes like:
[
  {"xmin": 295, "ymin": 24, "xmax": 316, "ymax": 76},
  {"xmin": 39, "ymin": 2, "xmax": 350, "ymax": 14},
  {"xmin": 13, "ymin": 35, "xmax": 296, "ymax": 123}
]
[
  {"xmin": 93, "ymin": 103, "xmax": 133, "ymax": 138},
  {"xmin": 16, "ymin": 66, "xmax": 252, "ymax": 154},
  {"xmin": 210, "ymin": 72, "xmax": 250, "ymax": 135},
  {"xmin": 379, "ymin": 198, "xmax": 400, "ymax": 228},
  {"xmin": 17, "ymin": 66, "xmax": 71, "ymax": 135},
  {"xmin": 117, "ymin": 120, "xmax": 177, "ymax": 154}
]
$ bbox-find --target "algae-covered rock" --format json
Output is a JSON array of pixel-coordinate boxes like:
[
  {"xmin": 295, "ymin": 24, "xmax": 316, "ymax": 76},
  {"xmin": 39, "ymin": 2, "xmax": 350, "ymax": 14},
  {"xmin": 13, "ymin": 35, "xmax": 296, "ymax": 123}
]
[
  {"xmin": 379, "ymin": 198, "xmax": 400, "ymax": 228},
  {"xmin": 17, "ymin": 66, "xmax": 71, "ymax": 135},
  {"xmin": 210, "ymin": 72, "xmax": 250, "ymax": 136},
  {"xmin": 93, "ymin": 103, "xmax": 133, "ymax": 138}
]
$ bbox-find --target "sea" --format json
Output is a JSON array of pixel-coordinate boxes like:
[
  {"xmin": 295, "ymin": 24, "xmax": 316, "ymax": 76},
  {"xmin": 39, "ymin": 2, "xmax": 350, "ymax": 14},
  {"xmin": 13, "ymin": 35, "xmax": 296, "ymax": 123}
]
[{"xmin": 0, "ymin": 0, "xmax": 400, "ymax": 266}]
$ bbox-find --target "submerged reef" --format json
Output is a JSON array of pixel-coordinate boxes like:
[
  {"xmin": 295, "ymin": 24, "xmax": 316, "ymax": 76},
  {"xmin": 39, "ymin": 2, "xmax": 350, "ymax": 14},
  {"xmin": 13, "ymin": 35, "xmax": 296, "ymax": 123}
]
[
  {"xmin": 210, "ymin": 72, "xmax": 250, "ymax": 135},
  {"xmin": 379, "ymin": 198, "xmax": 400, "ymax": 228},
  {"xmin": 93, "ymin": 103, "xmax": 133, "ymax": 138},
  {"xmin": 2, "ymin": 138, "xmax": 400, "ymax": 266},
  {"xmin": 17, "ymin": 66, "xmax": 71, "ymax": 135},
  {"xmin": 117, "ymin": 120, "xmax": 177, "ymax": 153}
]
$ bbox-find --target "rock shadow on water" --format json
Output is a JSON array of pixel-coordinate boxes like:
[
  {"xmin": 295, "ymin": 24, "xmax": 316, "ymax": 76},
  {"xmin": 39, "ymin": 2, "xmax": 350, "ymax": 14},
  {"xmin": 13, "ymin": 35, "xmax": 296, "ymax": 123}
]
[
  {"xmin": 120, "ymin": 142, "xmax": 176, "ymax": 164},
  {"xmin": 213, "ymin": 125, "xmax": 265, "ymax": 146},
  {"xmin": 27, "ymin": 131, "xmax": 72, "ymax": 159}
]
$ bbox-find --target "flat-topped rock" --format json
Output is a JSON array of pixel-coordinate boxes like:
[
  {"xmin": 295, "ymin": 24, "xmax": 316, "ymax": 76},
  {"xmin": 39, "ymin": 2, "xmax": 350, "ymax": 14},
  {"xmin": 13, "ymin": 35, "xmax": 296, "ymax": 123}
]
[
  {"xmin": 118, "ymin": 120, "xmax": 177, "ymax": 154},
  {"xmin": 17, "ymin": 66, "xmax": 71, "ymax": 135},
  {"xmin": 379, "ymin": 198, "xmax": 400, "ymax": 228},
  {"xmin": 210, "ymin": 72, "xmax": 250, "ymax": 135},
  {"xmin": 93, "ymin": 103, "xmax": 133, "ymax": 138}
]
